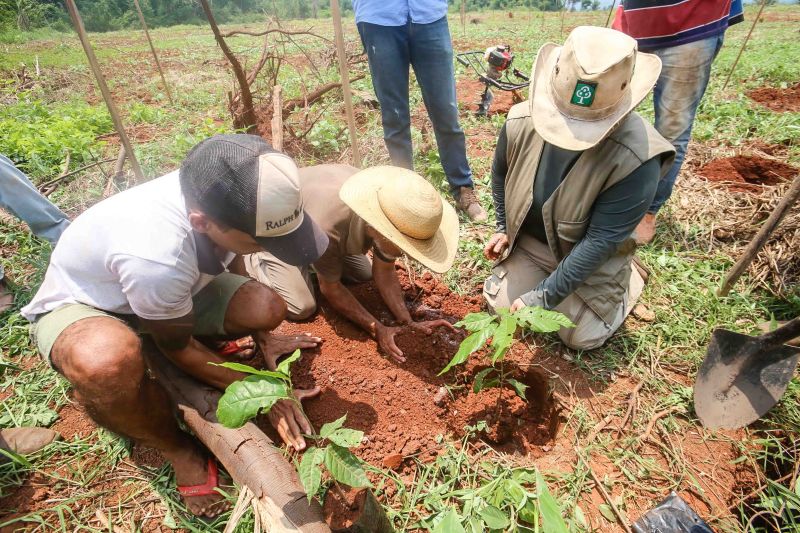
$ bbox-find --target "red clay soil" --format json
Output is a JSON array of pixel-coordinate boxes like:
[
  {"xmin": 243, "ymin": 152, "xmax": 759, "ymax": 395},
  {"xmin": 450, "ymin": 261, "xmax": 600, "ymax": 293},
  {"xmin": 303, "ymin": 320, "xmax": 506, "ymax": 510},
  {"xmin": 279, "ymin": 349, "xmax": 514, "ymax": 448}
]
[
  {"xmin": 322, "ymin": 486, "xmax": 366, "ymax": 531},
  {"xmin": 276, "ymin": 266, "xmax": 559, "ymax": 474},
  {"xmin": 698, "ymin": 155, "xmax": 798, "ymax": 192},
  {"xmin": 747, "ymin": 82, "xmax": 800, "ymax": 113},
  {"xmin": 457, "ymin": 76, "xmax": 520, "ymax": 116}
]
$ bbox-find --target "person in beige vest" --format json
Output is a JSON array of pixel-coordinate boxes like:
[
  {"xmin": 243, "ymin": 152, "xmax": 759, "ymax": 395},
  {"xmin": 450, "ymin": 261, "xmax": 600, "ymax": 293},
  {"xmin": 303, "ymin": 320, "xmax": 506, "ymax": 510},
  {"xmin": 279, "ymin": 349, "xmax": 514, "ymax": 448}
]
[
  {"xmin": 483, "ymin": 26, "xmax": 675, "ymax": 350},
  {"xmin": 246, "ymin": 165, "xmax": 458, "ymax": 362}
]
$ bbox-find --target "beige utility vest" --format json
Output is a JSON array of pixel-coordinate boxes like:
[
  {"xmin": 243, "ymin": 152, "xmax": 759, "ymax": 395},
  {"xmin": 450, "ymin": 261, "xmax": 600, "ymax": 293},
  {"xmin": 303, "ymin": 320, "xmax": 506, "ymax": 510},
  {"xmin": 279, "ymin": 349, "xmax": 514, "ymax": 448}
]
[{"xmin": 500, "ymin": 102, "xmax": 675, "ymax": 324}]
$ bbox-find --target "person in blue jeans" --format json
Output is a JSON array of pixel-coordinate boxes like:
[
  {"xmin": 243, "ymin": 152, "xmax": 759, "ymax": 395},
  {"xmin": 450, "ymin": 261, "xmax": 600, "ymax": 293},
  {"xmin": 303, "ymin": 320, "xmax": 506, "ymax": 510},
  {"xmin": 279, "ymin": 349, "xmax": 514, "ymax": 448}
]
[
  {"xmin": 354, "ymin": 0, "xmax": 488, "ymax": 222},
  {"xmin": 614, "ymin": 0, "xmax": 744, "ymax": 243},
  {"xmin": 0, "ymin": 154, "xmax": 71, "ymax": 312}
]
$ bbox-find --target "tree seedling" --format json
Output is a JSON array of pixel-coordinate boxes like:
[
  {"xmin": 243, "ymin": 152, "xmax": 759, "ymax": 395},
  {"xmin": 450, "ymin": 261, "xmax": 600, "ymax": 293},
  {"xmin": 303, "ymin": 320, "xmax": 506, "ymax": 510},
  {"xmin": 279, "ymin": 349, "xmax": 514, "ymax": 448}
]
[
  {"xmin": 297, "ymin": 414, "xmax": 372, "ymax": 502},
  {"xmin": 212, "ymin": 352, "xmax": 372, "ymax": 502},
  {"xmin": 439, "ymin": 307, "xmax": 574, "ymax": 399}
]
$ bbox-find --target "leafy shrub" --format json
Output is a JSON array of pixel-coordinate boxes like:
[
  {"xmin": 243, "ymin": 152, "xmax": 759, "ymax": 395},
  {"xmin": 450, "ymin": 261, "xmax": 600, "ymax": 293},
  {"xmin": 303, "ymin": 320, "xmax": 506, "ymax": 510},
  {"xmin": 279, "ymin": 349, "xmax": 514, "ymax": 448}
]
[{"xmin": 0, "ymin": 98, "xmax": 113, "ymax": 178}]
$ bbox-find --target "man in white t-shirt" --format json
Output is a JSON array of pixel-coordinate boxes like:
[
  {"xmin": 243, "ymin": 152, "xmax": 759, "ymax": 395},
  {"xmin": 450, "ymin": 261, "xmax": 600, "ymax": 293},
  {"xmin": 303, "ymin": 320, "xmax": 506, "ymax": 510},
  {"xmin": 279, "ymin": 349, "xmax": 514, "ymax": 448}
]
[{"xmin": 22, "ymin": 135, "xmax": 329, "ymax": 517}]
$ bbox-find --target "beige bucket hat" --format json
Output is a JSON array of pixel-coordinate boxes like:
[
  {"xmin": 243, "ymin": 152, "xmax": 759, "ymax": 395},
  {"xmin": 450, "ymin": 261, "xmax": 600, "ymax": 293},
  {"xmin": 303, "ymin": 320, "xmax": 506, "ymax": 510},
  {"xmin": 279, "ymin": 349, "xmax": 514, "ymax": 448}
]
[
  {"xmin": 529, "ymin": 25, "xmax": 662, "ymax": 151},
  {"xmin": 339, "ymin": 166, "xmax": 459, "ymax": 273}
]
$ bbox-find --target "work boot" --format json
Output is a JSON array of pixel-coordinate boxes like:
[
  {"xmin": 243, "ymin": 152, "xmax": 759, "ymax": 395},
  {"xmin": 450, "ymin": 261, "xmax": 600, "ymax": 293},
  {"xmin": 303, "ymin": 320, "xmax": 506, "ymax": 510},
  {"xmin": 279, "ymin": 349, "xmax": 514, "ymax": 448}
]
[
  {"xmin": 758, "ymin": 321, "xmax": 800, "ymax": 347},
  {"xmin": 0, "ymin": 279, "xmax": 13, "ymax": 314},
  {"xmin": 455, "ymin": 187, "xmax": 488, "ymax": 223},
  {"xmin": 0, "ymin": 427, "xmax": 61, "ymax": 459},
  {"xmin": 634, "ymin": 212, "xmax": 656, "ymax": 245}
]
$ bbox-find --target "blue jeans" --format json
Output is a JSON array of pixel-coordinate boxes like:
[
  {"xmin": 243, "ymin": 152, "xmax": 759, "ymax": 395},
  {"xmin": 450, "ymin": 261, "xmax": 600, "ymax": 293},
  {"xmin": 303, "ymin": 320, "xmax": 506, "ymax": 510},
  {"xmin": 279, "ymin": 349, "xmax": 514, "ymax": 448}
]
[
  {"xmin": 357, "ymin": 16, "xmax": 473, "ymax": 196},
  {"xmin": 648, "ymin": 34, "xmax": 725, "ymax": 213},
  {"xmin": 0, "ymin": 155, "xmax": 70, "ymax": 280}
]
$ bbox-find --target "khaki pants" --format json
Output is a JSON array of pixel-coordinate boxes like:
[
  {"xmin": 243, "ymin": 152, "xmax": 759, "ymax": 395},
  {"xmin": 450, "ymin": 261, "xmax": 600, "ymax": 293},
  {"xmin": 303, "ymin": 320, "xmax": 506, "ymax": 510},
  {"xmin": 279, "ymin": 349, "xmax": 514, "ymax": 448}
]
[
  {"xmin": 244, "ymin": 252, "xmax": 373, "ymax": 320},
  {"xmin": 482, "ymin": 234, "xmax": 644, "ymax": 350}
]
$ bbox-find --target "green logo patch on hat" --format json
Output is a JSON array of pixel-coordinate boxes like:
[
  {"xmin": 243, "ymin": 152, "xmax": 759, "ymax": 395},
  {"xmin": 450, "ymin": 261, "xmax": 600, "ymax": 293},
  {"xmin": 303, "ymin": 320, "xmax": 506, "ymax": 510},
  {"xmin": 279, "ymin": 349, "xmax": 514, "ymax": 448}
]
[{"xmin": 571, "ymin": 80, "xmax": 597, "ymax": 107}]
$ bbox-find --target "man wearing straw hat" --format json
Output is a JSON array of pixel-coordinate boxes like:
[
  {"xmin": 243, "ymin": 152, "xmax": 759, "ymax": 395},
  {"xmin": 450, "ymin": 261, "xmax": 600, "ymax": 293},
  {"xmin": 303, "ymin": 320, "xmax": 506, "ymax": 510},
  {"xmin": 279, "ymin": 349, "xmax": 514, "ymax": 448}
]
[
  {"xmin": 483, "ymin": 26, "xmax": 675, "ymax": 350},
  {"xmin": 245, "ymin": 164, "xmax": 458, "ymax": 362}
]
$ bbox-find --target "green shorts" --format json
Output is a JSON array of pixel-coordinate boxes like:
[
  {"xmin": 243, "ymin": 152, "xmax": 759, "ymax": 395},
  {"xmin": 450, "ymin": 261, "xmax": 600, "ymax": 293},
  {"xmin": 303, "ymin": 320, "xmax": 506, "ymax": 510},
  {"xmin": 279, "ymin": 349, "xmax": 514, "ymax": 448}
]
[{"xmin": 30, "ymin": 273, "xmax": 251, "ymax": 362}]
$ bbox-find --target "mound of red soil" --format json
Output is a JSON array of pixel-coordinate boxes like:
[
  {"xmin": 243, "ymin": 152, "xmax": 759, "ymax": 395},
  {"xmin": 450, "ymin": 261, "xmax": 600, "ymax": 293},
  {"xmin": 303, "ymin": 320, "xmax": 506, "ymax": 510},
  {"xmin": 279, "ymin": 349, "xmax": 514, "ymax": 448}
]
[
  {"xmin": 277, "ymin": 266, "xmax": 557, "ymax": 474},
  {"xmin": 698, "ymin": 155, "xmax": 798, "ymax": 192},
  {"xmin": 747, "ymin": 83, "xmax": 800, "ymax": 113},
  {"xmin": 457, "ymin": 76, "xmax": 520, "ymax": 116}
]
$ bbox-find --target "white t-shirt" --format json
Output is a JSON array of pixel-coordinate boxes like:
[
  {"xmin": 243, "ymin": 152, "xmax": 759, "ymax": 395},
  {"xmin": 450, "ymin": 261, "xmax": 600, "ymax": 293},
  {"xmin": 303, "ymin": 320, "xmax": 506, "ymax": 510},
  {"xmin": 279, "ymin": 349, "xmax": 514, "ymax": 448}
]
[{"xmin": 22, "ymin": 171, "xmax": 233, "ymax": 322}]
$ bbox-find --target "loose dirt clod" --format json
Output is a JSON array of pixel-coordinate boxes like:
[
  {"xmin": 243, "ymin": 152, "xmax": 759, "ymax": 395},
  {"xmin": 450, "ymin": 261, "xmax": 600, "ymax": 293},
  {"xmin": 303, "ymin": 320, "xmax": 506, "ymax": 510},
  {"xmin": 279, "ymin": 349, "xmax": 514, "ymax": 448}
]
[
  {"xmin": 747, "ymin": 82, "xmax": 800, "ymax": 113},
  {"xmin": 698, "ymin": 155, "xmax": 798, "ymax": 192}
]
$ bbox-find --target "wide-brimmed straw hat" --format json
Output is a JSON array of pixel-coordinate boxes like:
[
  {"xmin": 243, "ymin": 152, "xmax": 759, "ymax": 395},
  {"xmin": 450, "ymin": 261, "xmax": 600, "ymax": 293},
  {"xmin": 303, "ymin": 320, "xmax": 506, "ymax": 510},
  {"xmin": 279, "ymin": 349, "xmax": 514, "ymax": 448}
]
[
  {"xmin": 339, "ymin": 166, "xmax": 459, "ymax": 273},
  {"xmin": 529, "ymin": 26, "xmax": 662, "ymax": 151}
]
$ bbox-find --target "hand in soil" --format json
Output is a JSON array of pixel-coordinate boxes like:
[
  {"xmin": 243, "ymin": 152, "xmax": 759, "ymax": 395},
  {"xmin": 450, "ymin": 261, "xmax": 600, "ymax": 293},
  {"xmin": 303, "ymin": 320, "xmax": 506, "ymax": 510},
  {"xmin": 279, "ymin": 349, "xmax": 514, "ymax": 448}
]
[
  {"xmin": 168, "ymin": 446, "xmax": 229, "ymax": 518},
  {"xmin": 483, "ymin": 232, "xmax": 509, "ymax": 260},
  {"xmin": 267, "ymin": 387, "xmax": 321, "ymax": 451},
  {"xmin": 408, "ymin": 319, "xmax": 456, "ymax": 335},
  {"xmin": 376, "ymin": 325, "xmax": 405, "ymax": 363},
  {"xmin": 257, "ymin": 332, "xmax": 322, "ymax": 370}
]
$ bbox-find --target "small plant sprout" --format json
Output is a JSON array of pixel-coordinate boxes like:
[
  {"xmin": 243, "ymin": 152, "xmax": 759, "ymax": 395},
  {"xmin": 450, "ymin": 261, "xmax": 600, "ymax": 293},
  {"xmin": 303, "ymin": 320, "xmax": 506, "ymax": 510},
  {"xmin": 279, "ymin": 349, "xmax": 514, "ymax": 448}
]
[
  {"xmin": 212, "ymin": 349, "xmax": 301, "ymax": 428},
  {"xmin": 439, "ymin": 307, "xmax": 574, "ymax": 399},
  {"xmin": 298, "ymin": 414, "xmax": 372, "ymax": 502}
]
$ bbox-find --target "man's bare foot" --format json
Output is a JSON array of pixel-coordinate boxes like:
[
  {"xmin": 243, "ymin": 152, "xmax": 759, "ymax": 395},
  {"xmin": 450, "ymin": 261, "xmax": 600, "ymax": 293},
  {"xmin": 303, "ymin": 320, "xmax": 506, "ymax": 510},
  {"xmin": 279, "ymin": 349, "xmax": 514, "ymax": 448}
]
[
  {"xmin": 256, "ymin": 332, "xmax": 322, "ymax": 370},
  {"xmin": 166, "ymin": 445, "xmax": 229, "ymax": 518}
]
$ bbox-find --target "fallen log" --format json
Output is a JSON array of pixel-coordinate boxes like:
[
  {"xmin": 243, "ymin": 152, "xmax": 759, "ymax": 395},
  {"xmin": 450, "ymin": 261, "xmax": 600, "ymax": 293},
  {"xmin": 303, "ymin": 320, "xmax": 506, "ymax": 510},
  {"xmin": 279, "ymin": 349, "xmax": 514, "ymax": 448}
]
[
  {"xmin": 282, "ymin": 75, "xmax": 365, "ymax": 120},
  {"xmin": 142, "ymin": 341, "xmax": 330, "ymax": 533}
]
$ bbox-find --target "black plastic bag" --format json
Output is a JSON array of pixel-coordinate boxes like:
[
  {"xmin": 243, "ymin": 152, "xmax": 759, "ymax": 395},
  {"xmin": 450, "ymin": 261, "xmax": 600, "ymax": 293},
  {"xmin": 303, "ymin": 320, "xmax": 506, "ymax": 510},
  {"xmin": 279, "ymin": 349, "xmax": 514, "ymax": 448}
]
[{"xmin": 633, "ymin": 492, "xmax": 714, "ymax": 533}]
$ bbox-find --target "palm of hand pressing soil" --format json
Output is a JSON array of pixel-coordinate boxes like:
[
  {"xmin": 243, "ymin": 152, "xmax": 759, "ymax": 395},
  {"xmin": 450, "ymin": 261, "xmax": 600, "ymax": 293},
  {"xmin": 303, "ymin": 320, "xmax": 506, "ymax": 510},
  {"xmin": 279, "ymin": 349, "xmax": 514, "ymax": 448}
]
[
  {"xmin": 256, "ymin": 331, "xmax": 322, "ymax": 369},
  {"xmin": 377, "ymin": 319, "xmax": 456, "ymax": 363}
]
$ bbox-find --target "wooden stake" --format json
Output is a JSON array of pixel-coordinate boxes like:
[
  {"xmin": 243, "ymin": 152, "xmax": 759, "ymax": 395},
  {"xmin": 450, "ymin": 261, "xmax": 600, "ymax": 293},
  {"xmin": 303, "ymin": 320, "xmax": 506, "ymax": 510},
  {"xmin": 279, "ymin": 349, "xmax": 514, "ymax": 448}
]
[
  {"xmin": 132, "ymin": 0, "xmax": 174, "ymax": 105},
  {"xmin": 64, "ymin": 0, "xmax": 144, "ymax": 183},
  {"xmin": 271, "ymin": 85, "xmax": 284, "ymax": 152},
  {"xmin": 719, "ymin": 171, "xmax": 800, "ymax": 296},
  {"xmin": 330, "ymin": 0, "xmax": 362, "ymax": 168},
  {"xmin": 605, "ymin": 0, "xmax": 617, "ymax": 28},
  {"xmin": 461, "ymin": 0, "xmax": 467, "ymax": 37},
  {"xmin": 722, "ymin": 0, "xmax": 768, "ymax": 92}
]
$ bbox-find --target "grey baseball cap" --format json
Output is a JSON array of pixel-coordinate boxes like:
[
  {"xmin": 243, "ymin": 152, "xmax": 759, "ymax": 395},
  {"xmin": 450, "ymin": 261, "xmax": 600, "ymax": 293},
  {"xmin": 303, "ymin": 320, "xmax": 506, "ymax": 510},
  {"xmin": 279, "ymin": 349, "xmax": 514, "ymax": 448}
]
[{"xmin": 179, "ymin": 134, "xmax": 329, "ymax": 266}]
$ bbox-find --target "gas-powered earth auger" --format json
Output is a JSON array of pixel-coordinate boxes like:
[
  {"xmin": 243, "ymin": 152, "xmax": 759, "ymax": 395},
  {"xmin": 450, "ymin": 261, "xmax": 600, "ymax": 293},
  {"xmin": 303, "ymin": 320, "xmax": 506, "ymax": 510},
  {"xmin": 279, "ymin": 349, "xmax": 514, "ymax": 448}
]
[{"xmin": 456, "ymin": 45, "xmax": 529, "ymax": 116}]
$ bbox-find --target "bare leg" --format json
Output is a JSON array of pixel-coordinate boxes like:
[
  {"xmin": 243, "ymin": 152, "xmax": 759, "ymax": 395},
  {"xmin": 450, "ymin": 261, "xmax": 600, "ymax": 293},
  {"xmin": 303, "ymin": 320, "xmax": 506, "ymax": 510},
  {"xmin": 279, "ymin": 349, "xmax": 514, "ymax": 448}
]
[
  {"xmin": 222, "ymin": 280, "xmax": 322, "ymax": 369},
  {"xmin": 51, "ymin": 317, "xmax": 226, "ymax": 517}
]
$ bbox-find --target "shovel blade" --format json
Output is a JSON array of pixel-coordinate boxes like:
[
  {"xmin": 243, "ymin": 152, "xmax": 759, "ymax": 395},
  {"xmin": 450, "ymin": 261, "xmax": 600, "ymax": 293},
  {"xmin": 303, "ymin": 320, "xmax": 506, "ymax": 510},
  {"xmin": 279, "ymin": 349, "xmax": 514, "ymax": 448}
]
[
  {"xmin": 694, "ymin": 329, "xmax": 800, "ymax": 429},
  {"xmin": 476, "ymin": 88, "xmax": 493, "ymax": 116}
]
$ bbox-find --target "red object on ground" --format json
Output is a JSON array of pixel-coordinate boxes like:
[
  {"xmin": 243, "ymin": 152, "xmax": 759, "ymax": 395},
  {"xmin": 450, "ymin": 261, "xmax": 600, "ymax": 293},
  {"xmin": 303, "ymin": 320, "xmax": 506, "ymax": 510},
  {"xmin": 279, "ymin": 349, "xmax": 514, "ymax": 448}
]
[
  {"xmin": 747, "ymin": 83, "xmax": 800, "ymax": 113},
  {"xmin": 177, "ymin": 458, "xmax": 219, "ymax": 497},
  {"xmin": 217, "ymin": 340, "xmax": 242, "ymax": 357}
]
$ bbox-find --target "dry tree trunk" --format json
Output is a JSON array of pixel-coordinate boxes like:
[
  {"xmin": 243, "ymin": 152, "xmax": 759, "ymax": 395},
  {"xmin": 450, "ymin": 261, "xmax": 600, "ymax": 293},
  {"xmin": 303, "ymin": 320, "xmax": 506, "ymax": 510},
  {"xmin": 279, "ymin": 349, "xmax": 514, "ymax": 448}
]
[
  {"xmin": 142, "ymin": 342, "xmax": 330, "ymax": 532},
  {"xmin": 198, "ymin": 0, "xmax": 258, "ymax": 132}
]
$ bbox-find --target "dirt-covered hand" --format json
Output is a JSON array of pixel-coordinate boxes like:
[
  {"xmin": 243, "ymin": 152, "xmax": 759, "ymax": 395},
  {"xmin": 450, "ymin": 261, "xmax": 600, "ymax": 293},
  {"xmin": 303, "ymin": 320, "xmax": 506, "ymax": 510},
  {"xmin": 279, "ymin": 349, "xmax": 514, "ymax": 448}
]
[
  {"xmin": 375, "ymin": 325, "xmax": 405, "ymax": 363},
  {"xmin": 484, "ymin": 233, "xmax": 509, "ymax": 260},
  {"xmin": 510, "ymin": 298, "xmax": 526, "ymax": 313},
  {"xmin": 267, "ymin": 387, "xmax": 320, "ymax": 451},
  {"xmin": 409, "ymin": 319, "xmax": 456, "ymax": 334}
]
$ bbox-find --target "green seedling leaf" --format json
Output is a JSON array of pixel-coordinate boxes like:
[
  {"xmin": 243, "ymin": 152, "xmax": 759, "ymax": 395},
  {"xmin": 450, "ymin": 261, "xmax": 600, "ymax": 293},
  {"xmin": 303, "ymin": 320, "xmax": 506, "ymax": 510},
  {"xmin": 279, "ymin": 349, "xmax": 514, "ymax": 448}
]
[
  {"xmin": 211, "ymin": 361, "xmax": 289, "ymax": 381},
  {"xmin": 324, "ymin": 444, "xmax": 371, "ymax": 488},
  {"xmin": 466, "ymin": 518, "xmax": 485, "ymax": 533},
  {"xmin": 276, "ymin": 349, "xmax": 301, "ymax": 378},
  {"xmin": 491, "ymin": 314, "xmax": 517, "ymax": 363},
  {"xmin": 320, "ymin": 414, "xmax": 347, "ymax": 439},
  {"xmin": 507, "ymin": 378, "xmax": 529, "ymax": 400},
  {"xmin": 327, "ymin": 428, "xmax": 364, "ymax": 448},
  {"xmin": 439, "ymin": 324, "xmax": 497, "ymax": 375},
  {"xmin": 536, "ymin": 470, "xmax": 570, "ymax": 533},
  {"xmin": 0, "ymin": 447, "xmax": 32, "ymax": 467},
  {"xmin": 216, "ymin": 375, "xmax": 291, "ymax": 428},
  {"xmin": 473, "ymin": 368, "xmax": 499, "ymax": 393},
  {"xmin": 514, "ymin": 307, "xmax": 575, "ymax": 333},
  {"xmin": 504, "ymin": 479, "xmax": 528, "ymax": 509},
  {"xmin": 574, "ymin": 504, "xmax": 588, "ymax": 529},
  {"xmin": 478, "ymin": 505, "xmax": 510, "ymax": 530},
  {"xmin": 454, "ymin": 311, "xmax": 496, "ymax": 332},
  {"xmin": 518, "ymin": 499, "xmax": 538, "ymax": 525},
  {"xmin": 598, "ymin": 504, "xmax": 616, "ymax": 523},
  {"xmin": 298, "ymin": 446, "xmax": 324, "ymax": 502},
  {"xmin": 432, "ymin": 507, "xmax": 466, "ymax": 533}
]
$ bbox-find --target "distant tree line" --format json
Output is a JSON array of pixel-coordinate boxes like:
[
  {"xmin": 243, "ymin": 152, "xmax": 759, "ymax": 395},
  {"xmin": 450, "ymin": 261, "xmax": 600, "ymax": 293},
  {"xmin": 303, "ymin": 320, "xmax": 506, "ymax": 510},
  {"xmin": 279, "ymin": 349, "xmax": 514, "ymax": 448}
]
[{"xmin": 0, "ymin": 0, "xmax": 598, "ymax": 34}]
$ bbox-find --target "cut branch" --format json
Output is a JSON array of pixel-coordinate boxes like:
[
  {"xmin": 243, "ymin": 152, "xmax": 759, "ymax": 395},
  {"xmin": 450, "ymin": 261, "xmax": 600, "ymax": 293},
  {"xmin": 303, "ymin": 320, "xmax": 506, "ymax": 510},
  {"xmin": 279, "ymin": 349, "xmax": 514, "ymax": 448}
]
[
  {"xmin": 282, "ymin": 75, "xmax": 365, "ymax": 119},
  {"xmin": 198, "ymin": 0, "xmax": 257, "ymax": 132},
  {"xmin": 221, "ymin": 27, "xmax": 331, "ymax": 43}
]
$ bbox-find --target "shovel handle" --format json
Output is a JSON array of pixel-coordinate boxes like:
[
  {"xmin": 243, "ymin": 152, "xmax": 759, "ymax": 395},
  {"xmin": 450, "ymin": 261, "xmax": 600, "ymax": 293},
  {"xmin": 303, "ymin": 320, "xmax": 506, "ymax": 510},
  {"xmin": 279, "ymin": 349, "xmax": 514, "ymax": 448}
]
[{"xmin": 759, "ymin": 317, "xmax": 800, "ymax": 351}]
